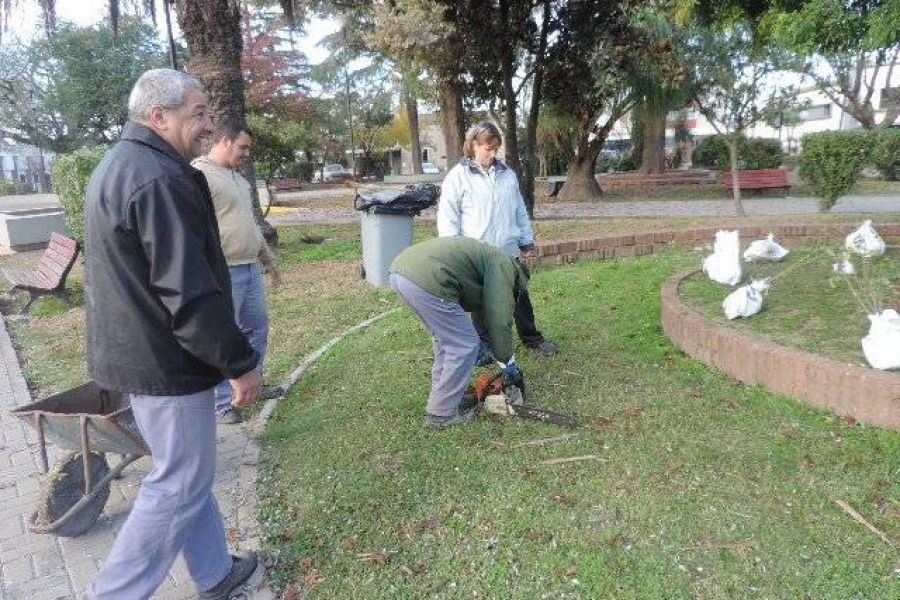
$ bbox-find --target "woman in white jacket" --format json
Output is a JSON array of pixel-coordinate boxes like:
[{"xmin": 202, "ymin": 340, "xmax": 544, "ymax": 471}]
[{"xmin": 437, "ymin": 121, "xmax": 558, "ymax": 357}]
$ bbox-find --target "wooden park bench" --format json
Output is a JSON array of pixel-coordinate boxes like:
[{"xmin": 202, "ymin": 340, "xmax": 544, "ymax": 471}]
[
  {"xmin": 270, "ymin": 178, "xmax": 303, "ymax": 191},
  {"xmin": 3, "ymin": 233, "xmax": 79, "ymax": 314},
  {"xmin": 721, "ymin": 168, "xmax": 790, "ymax": 196}
]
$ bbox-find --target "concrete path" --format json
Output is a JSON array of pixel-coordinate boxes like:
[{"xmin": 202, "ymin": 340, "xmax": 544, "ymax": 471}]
[
  {"xmin": 0, "ymin": 195, "xmax": 60, "ymax": 212},
  {"xmin": 0, "ymin": 315, "xmax": 267, "ymax": 599},
  {"xmin": 269, "ymin": 194, "xmax": 900, "ymax": 226}
]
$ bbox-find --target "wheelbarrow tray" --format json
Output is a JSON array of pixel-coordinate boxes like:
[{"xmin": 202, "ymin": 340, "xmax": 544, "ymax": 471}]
[{"xmin": 11, "ymin": 381, "xmax": 149, "ymax": 457}]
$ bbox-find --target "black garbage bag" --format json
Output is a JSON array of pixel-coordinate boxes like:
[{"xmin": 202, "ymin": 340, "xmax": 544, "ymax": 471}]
[{"xmin": 354, "ymin": 183, "xmax": 440, "ymax": 216}]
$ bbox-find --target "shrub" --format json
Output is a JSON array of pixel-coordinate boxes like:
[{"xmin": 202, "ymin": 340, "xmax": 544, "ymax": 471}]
[
  {"xmin": 800, "ymin": 131, "xmax": 869, "ymax": 210},
  {"xmin": 868, "ymin": 128, "xmax": 900, "ymax": 181},
  {"xmin": 0, "ymin": 179, "xmax": 27, "ymax": 195},
  {"xmin": 743, "ymin": 138, "xmax": 783, "ymax": 169},
  {"xmin": 50, "ymin": 146, "xmax": 106, "ymax": 244},
  {"xmin": 692, "ymin": 134, "xmax": 783, "ymax": 170}
]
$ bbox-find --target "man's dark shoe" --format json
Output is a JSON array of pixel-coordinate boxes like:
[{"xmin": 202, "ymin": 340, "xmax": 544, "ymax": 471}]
[
  {"xmin": 527, "ymin": 340, "xmax": 558, "ymax": 356},
  {"xmin": 217, "ymin": 408, "xmax": 243, "ymax": 425},
  {"xmin": 424, "ymin": 409, "xmax": 475, "ymax": 428},
  {"xmin": 198, "ymin": 552, "xmax": 264, "ymax": 599},
  {"xmin": 260, "ymin": 384, "xmax": 284, "ymax": 401}
]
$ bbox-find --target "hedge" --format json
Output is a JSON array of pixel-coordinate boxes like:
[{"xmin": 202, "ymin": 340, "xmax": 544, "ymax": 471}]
[
  {"xmin": 691, "ymin": 134, "xmax": 783, "ymax": 170},
  {"xmin": 800, "ymin": 130, "xmax": 869, "ymax": 210},
  {"xmin": 869, "ymin": 128, "xmax": 900, "ymax": 181},
  {"xmin": 50, "ymin": 146, "xmax": 106, "ymax": 245}
]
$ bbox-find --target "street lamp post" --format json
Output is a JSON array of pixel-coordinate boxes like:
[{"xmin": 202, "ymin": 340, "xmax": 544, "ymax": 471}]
[
  {"xmin": 163, "ymin": 0, "xmax": 178, "ymax": 70},
  {"xmin": 29, "ymin": 85, "xmax": 47, "ymax": 193}
]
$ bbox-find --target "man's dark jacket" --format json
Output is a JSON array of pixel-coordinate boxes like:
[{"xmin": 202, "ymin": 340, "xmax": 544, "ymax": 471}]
[{"xmin": 84, "ymin": 122, "xmax": 258, "ymax": 395}]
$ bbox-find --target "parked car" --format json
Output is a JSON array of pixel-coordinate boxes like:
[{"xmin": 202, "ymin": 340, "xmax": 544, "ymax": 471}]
[
  {"xmin": 313, "ymin": 163, "xmax": 352, "ymax": 183},
  {"xmin": 421, "ymin": 162, "xmax": 440, "ymax": 174}
]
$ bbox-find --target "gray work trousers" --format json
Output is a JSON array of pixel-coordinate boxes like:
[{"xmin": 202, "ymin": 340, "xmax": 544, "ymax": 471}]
[
  {"xmin": 390, "ymin": 273, "xmax": 479, "ymax": 416},
  {"xmin": 88, "ymin": 387, "xmax": 231, "ymax": 599}
]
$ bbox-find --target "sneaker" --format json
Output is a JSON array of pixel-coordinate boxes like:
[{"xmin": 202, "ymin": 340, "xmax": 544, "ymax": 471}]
[
  {"xmin": 527, "ymin": 340, "xmax": 558, "ymax": 356},
  {"xmin": 424, "ymin": 409, "xmax": 475, "ymax": 428},
  {"xmin": 259, "ymin": 384, "xmax": 284, "ymax": 400},
  {"xmin": 198, "ymin": 552, "xmax": 265, "ymax": 600},
  {"xmin": 217, "ymin": 408, "xmax": 243, "ymax": 425}
]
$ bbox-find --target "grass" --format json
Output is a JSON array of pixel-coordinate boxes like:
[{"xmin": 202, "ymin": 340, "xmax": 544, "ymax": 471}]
[
  {"xmin": 260, "ymin": 250, "xmax": 899, "ymax": 599},
  {"xmin": 679, "ymin": 244, "xmax": 900, "ymax": 367}
]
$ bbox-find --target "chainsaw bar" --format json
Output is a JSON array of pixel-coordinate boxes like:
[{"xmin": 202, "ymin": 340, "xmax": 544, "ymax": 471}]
[{"xmin": 509, "ymin": 403, "xmax": 579, "ymax": 428}]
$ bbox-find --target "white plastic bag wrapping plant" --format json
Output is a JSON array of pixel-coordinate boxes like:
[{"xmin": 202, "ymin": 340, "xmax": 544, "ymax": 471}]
[
  {"xmin": 722, "ymin": 279, "xmax": 770, "ymax": 320},
  {"xmin": 702, "ymin": 230, "xmax": 742, "ymax": 286},
  {"xmin": 861, "ymin": 309, "xmax": 900, "ymax": 370},
  {"xmin": 832, "ymin": 254, "xmax": 856, "ymax": 275},
  {"xmin": 743, "ymin": 233, "xmax": 789, "ymax": 262},
  {"xmin": 845, "ymin": 220, "xmax": 886, "ymax": 257}
]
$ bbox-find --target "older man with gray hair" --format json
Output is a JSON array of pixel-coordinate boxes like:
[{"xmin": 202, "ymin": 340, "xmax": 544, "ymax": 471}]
[{"xmin": 84, "ymin": 68, "xmax": 265, "ymax": 599}]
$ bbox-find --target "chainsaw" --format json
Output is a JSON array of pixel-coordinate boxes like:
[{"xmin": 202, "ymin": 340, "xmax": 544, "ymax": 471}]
[{"xmin": 468, "ymin": 372, "xmax": 578, "ymax": 428}]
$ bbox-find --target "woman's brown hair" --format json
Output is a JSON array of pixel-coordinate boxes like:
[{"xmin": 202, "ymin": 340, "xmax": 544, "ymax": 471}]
[{"xmin": 462, "ymin": 121, "xmax": 502, "ymax": 157}]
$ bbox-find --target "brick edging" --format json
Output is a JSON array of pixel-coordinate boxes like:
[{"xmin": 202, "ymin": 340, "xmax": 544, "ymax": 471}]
[
  {"xmin": 526, "ymin": 222, "xmax": 900, "ymax": 267},
  {"xmin": 660, "ymin": 269, "xmax": 900, "ymax": 430}
]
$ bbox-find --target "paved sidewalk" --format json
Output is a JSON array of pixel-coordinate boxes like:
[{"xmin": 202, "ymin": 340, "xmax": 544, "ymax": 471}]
[
  {"xmin": 0, "ymin": 315, "xmax": 266, "ymax": 599},
  {"xmin": 269, "ymin": 194, "xmax": 900, "ymax": 226}
]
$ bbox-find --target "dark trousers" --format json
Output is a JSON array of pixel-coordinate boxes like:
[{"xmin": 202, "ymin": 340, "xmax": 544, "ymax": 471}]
[{"xmin": 474, "ymin": 287, "xmax": 545, "ymax": 349}]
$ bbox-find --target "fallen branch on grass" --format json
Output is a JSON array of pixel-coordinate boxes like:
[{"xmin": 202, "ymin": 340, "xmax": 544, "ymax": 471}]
[
  {"xmin": 515, "ymin": 433, "xmax": 580, "ymax": 448},
  {"xmin": 536, "ymin": 455, "xmax": 606, "ymax": 467},
  {"xmin": 834, "ymin": 499, "xmax": 896, "ymax": 549}
]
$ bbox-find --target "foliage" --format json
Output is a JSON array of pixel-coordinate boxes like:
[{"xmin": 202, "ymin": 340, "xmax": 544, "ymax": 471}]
[
  {"xmin": 0, "ymin": 179, "xmax": 26, "ymax": 195},
  {"xmin": 868, "ymin": 128, "xmax": 900, "ymax": 180},
  {"xmin": 762, "ymin": 0, "xmax": 900, "ymax": 129},
  {"xmin": 693, "ymin": 135, "xmax": 784, "ymax": 170},
  {"xmin": 50, "ymin": 146, "xmax": 105, "ymax": 244},
  {"xmin": 0, "ymin": 18, "xmax": 166, "ymax": 153},
  {"xmin": 800, "ymin": 130, "xmax": 870, "ymax": 209}
]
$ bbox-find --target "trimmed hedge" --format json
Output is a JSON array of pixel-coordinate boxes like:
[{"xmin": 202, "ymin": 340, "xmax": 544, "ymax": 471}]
[
  {"xmin": 691, "ymin": 134, "xmax": 783, "ymax": 170},
  {"xmin": 0, "ymin": 179, "xmax": 27, "ymax": 195},
  {"xmin": 50, "ymin": 146, "xmax": 106, "ymax": 244},
  {"xmin": 869, "ymin": 128, "xmax": 900, "ymax": 181},
  {"xmin": 800, "ymin": 131, "xmax": 869, "ymax": 210}
]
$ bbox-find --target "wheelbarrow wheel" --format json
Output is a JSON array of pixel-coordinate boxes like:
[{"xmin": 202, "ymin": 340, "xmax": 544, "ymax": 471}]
[{"xmin": 33, "ymin": 451, "xmax": 110, "ymax": 537}]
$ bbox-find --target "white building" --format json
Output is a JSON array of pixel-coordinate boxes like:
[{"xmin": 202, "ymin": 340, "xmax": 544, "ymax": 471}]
[{"xmin": 0, "ymin": 140, "xmax": 53, "ymax": 192}]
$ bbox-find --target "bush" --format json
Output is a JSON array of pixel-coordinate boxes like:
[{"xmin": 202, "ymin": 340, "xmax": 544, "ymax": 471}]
[
  {"xmin": 744, "ymin": 138, "xmax": 783, "ymax": 169},
  {"xmin": 0, "ymin": 179, "xmax": 27, "ymax": 195},
  {"xmin": 868, "ymin": 128, "xmax": 900, "ymax": 181},
  {"xmin": 800, "ymin": 131, "xmax": 869, "ymax": 210},
  {"xmin": 692, "ymin": 134, "xmax": 783, "ymax": 170},
  {"xmin": 50, "ymin": 146, "xmax": 105, "ymax": 244}
]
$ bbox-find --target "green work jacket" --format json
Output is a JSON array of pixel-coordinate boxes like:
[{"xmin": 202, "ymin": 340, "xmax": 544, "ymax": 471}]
[{"xmin": 390, "ymin": 236, "xmax": 528, "ymax": 362}]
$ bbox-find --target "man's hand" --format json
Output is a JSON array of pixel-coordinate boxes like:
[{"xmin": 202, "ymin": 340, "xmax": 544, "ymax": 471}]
[
  {"xmin": 229, "ymin": 369, "xmax": 262, "ymax": 407},
  {"xmin": 267, "ymin": 265, "xmax": 282, "ymax": 288}
]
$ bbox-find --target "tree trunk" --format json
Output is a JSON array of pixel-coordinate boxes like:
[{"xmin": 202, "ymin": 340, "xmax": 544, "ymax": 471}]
[
  {"xmin": 402, "ymin": 73, "xmax": 422, "ymax": 174},
  {"xmin": 640, "ymin": 109, "xmax": 666, "ymax": 174},
  {"xmin": 557, "ymin": 135, "xmax": 601, "ymax": 201},
  {"xmin": 521, "ymin": 0, "xmax": 550, "ymax": 219},
  {"xmin": 727, "ymin": 138, "xmax": 745, "ymax": 216},
  {"xmin": 175, "ymin": 0, "xmax": 277, "ymax": 245},
  {"xmin": 438, "ymin": 76, "xmax": 465, "ymax": 165},
  {"xmin": 498, "ymin": 0, "xmax": 521, "ymax": 185}
]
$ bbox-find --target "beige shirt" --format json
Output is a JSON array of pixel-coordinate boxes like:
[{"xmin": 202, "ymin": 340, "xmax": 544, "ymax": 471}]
[{"xmin": 192, "ymin": 156, "xmax": 273, "ymax": 267}]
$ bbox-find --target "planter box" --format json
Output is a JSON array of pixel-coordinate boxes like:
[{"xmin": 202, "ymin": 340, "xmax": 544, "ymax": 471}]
[{"xmin": 0, "ymin": 208, "xmax": 68, "ymax": 250}]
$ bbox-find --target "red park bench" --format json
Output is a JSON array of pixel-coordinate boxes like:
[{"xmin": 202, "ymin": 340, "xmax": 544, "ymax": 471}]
[
  {"xmin": 3, "ymin": 233, "xmax": 80, "ymax": 314},
  {"xmin": 721, "ymin": 168, "xmax": 791, "ymax": 196},
  {"xmin": 270, "ymin": 178, "xmax": 303, "ymax": 191}
]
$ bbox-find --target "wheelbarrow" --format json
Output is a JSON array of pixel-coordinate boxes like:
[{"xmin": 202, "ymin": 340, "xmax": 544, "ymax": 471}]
[{"xmin": 10, "ymin": 381, "xmax": 149, "ymax": 537}]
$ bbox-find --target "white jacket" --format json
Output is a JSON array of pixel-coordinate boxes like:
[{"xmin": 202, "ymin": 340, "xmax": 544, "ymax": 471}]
[{"xmin": 437, "ymin": 158, "xmax": 534, "ymax": 257}]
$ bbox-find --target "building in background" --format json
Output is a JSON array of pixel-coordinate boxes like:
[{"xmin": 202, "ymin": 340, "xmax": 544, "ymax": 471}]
[{"xmin": 0, "ymin": 140, "xmax": 53, "ymax": 193}]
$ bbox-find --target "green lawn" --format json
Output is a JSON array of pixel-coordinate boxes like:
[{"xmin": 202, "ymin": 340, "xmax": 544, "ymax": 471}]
[
  {"xmin": 260, "ymin": 250, "xmax": 899, "ymax": 599},
  {"xmin": 679, "ymin": 244, "xmax": 900, "ymax": 367}
]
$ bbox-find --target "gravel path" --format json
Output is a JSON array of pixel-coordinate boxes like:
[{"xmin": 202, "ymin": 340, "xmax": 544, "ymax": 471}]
[{"xmin": 270, "ymin": 194, "xmax": 900, "ymax": 226}]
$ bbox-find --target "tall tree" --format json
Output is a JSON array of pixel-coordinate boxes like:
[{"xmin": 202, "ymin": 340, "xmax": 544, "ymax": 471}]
[{"xmin": 0, "ymin": 18, "xmax": 167, "ymax": 153}]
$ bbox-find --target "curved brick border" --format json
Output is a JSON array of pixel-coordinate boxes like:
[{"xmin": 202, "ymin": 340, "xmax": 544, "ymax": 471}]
[
  {"xmin": 660, "ymin": 270, "xmax": 900, "ymax": 429},
  {"xmin": 527, "ymin": 220, "xmax": 900, "ymax": 430},
  {"xmin": 527, "ymin": 222, "xmax": 900, "ymax": 267}
]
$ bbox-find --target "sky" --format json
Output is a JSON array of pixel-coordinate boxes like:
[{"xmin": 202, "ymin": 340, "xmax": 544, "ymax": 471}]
[{"xmin": 5, "ymin": 0, "xmax": 338, "ymax": 65}]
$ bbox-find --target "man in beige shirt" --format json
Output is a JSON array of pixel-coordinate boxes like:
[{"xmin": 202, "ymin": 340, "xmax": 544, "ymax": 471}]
[{"xmin": 193, "ymin": 117, "xmax": 281, "ymax": 424}]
